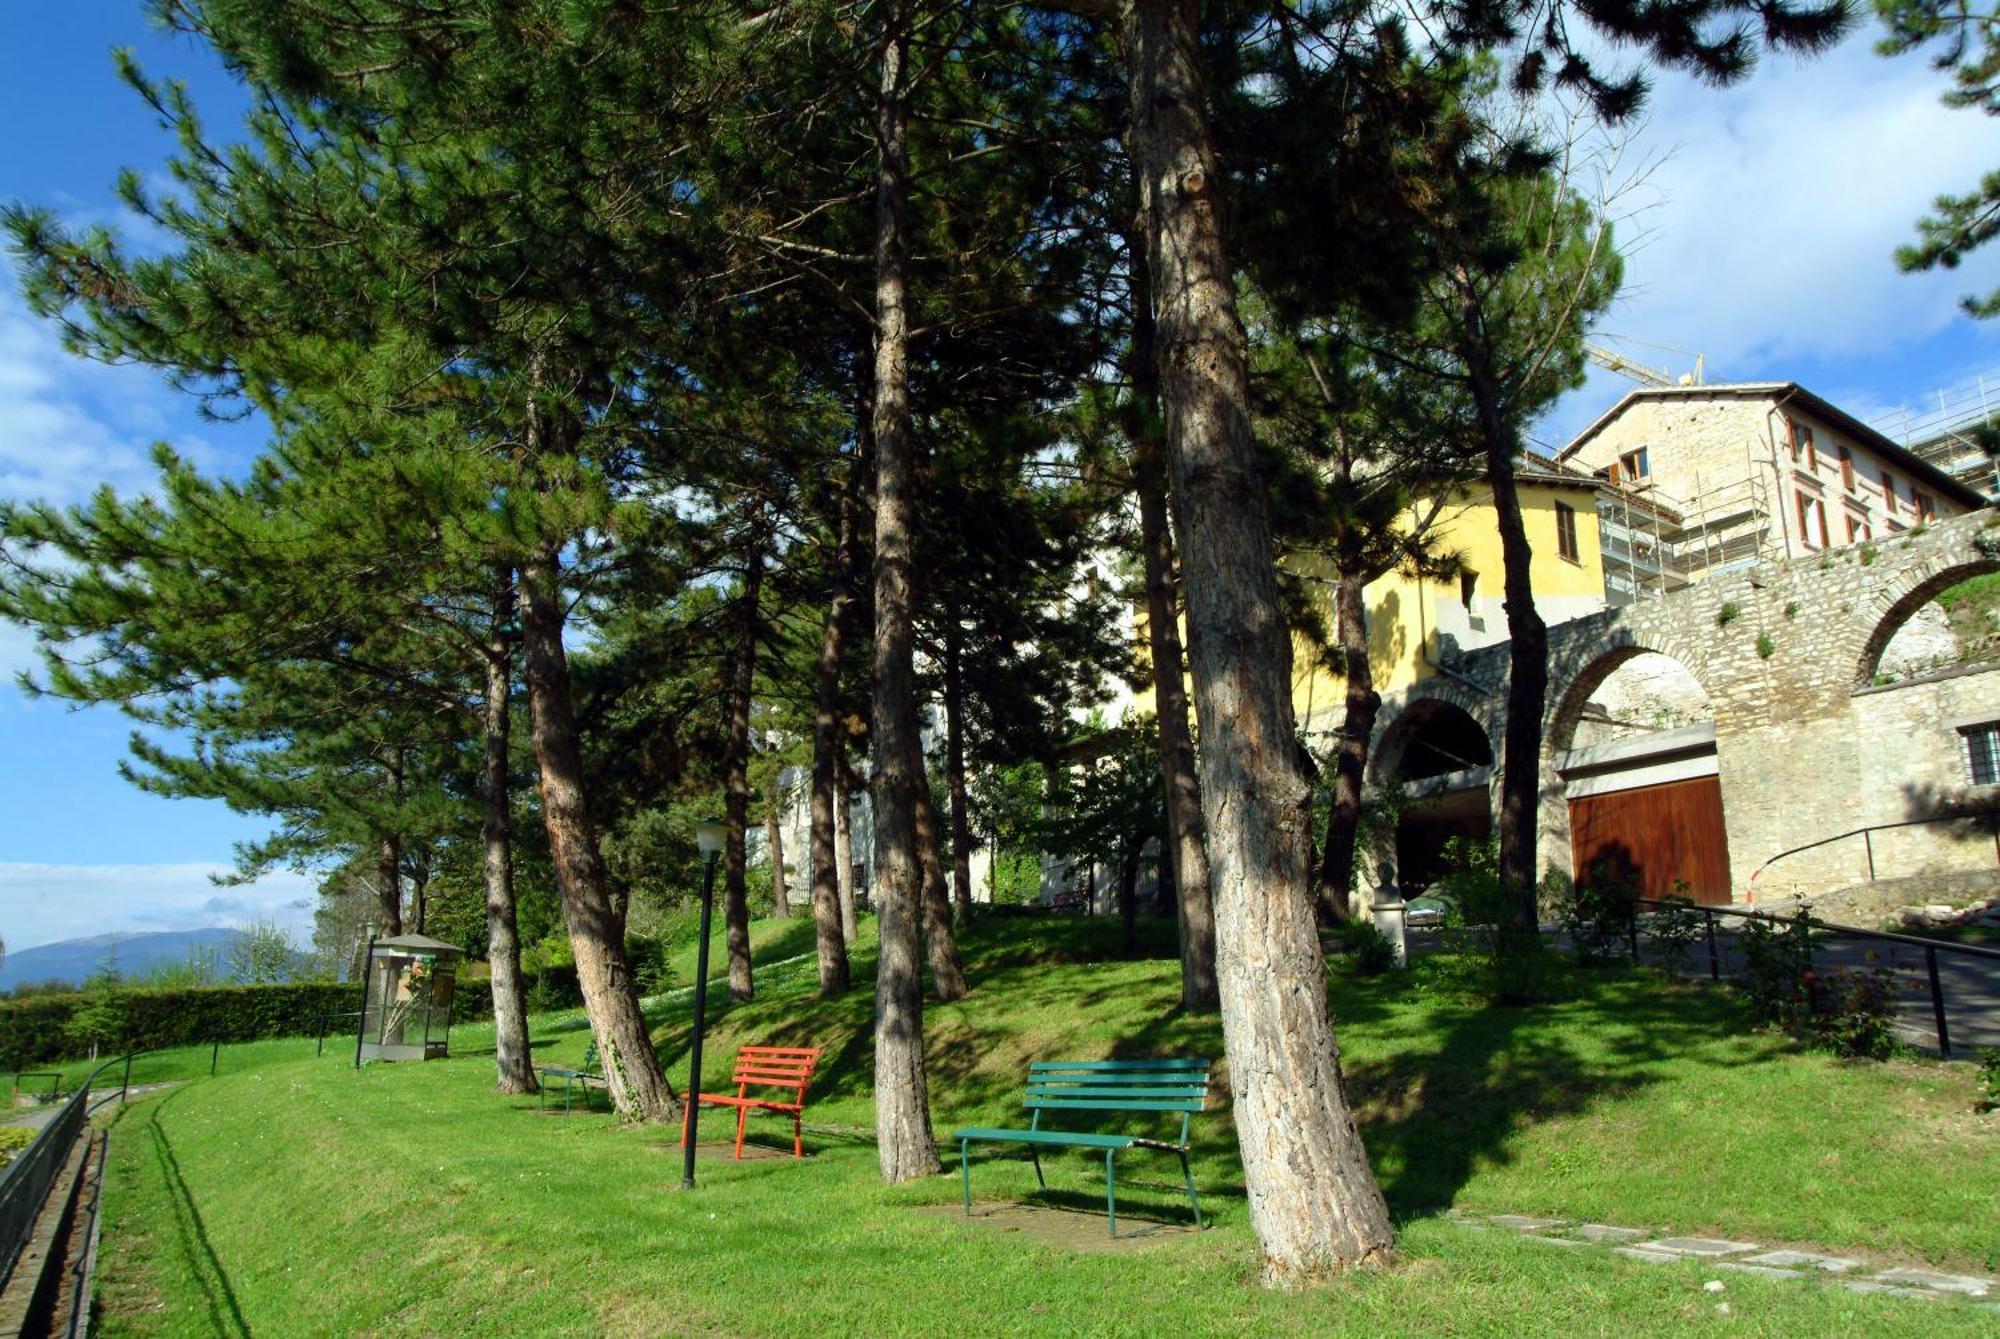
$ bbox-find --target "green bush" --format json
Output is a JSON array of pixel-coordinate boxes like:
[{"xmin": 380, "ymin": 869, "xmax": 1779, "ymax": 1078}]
[
  {"xmin": 1738, "ymin": 908, "xmax": 1816, "ymax": 1030},
  {"xmin": 1807, "ymin": 964, "xmax": 1899, "ymax": 1061},
  {"xmin": 1979, "ymin": 1051, "xmax": 2000, "ymax": 1113},
  {"xmin": 1646, "ymin": 892, "xmax": 1703, "ymax": 978},
  {"xmin": 0, "ymin": 1126, "xmax": 34, "ymax": 1169},
  {"xmin": 1333, "ymin": 918, "xmax": 1397, "ymax": 975},
  {"xmin": 0, "ymin": 980, "xmax": 364, "ymax": 1070},
  {"xmin": 1560, "ymin": 862, "xmax": 1638, "ymax": 965}
]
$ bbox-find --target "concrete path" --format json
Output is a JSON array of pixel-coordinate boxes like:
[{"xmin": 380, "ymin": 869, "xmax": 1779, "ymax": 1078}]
[{"xmin": 1458, "ymin": 1209, "xmax": 1996, "ymax": 1313}]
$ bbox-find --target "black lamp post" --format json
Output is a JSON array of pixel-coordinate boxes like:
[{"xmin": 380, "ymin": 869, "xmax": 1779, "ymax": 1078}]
[{"xmin": 682, "ymin": 819, "xmax": 727, "ymax": 1190}]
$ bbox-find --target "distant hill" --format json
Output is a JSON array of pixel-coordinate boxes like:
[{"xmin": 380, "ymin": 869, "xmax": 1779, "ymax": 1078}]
[{"xmin": 0, "ymin": 928, "xmax": 246, "ymax": 993}]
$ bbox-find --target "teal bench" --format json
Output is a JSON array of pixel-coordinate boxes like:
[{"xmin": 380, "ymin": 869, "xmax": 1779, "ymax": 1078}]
[
  {"xmin": 537, "ymin": 1040, "xmax": 604, "ymax": 1113},
  {"xmin": 953, "ymin": 1058, "xmax": 1210, "ymax": 1237}
]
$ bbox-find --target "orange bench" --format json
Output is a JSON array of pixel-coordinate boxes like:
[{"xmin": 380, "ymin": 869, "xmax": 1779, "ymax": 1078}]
[{"xmin": 679, "ymin": 1045, "xmax": 823, "ymax": 1159}]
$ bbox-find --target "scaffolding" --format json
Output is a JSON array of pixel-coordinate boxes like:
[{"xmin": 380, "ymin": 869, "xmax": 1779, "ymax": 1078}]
[
  {"xmin": 1870, "ymin": 369, "xmax": 2000, "ymax": 502},
  {"xmin": 1597, "ymin": 438, "xmax": 1778, "ymax": 606}
]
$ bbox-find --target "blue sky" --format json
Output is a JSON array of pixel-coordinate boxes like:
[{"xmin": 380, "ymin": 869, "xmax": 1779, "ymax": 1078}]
[{"xmin": 4, "ymin": 8, "xmax": 2000, "ymax": 951}]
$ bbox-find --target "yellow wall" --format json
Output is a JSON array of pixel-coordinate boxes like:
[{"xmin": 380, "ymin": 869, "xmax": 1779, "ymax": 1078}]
[{"xmin": 1287, "ymin": 482, "xmax": 1605, "ymax": 735}]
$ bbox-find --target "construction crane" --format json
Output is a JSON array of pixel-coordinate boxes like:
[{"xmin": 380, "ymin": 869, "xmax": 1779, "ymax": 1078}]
[{"xmin": 1586, "ymin": 341, "xmax": 1705, "ymax": 389}]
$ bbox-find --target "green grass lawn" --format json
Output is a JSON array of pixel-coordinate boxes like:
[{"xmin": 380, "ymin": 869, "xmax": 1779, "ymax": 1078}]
[{"xmin": 86, "ymin": 917, "xmax": 1997, "ymax": 1336}]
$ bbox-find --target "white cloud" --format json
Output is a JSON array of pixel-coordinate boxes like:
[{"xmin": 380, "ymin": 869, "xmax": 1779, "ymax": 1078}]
[
  {"xmin": 0, "ymin": 862, "xmax": 317, "ymax": 952},
  {"xmin": 1601, "ymin": 35, "xmax": 2000, "ymax": 370}
]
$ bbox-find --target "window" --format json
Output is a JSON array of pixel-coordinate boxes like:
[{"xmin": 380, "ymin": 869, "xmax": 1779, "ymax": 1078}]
[
  {"xmin": 1788, "ymin": 419, "xmax": 1817, "ymax": 468},
  {"xmin": 1881, "ymin": 469, "xmax": 1898, "ymax": 514},
  {"xmin": 1459, "ymin": 570, "xmax": 1478, "ymax": 608},
  {"xmin": 1964, "ymin": 723, "xmax": 2000, "ymax": 787},
  {"xmin": 1838, "ymin": 444, "xmax": 1854, "ymax": 491},
  {"xmin": 1555, "ymin": 501, "xmax": 1579, "ymax": 562},
  {"xmin": 1915, "ymin": 490, "xmax": 1936, "ymax": 522},
  {"xmin": 1619, "ymin": 447, "xmax": 1650, "ymax": 480},
  {"xmin": 1845, "ymin": 513, "xmax": 1871, "ymax": 544},
  {"xmin": 1796, "ymin": 490, "xmax": 1828, "ymax": 549}
]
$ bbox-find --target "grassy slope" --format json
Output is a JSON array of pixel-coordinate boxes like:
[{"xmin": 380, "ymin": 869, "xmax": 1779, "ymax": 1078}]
[{"xmin": 89, "ymin": 918, "xmax": 1997, "ymax": 1336}]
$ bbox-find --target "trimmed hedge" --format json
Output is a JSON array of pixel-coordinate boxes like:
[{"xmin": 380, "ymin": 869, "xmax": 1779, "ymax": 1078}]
[{"xmin": 0, "ymin": 981, "xmax": 363, "ymax": 1071}]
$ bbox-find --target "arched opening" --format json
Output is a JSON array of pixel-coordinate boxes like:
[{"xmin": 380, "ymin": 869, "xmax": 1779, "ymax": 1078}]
[
  {"xmin": 1375, "ymin": 699, "xmax": 1494, "ymax": 895},
  {"xmin": 1554, "ymin": 650, "xmax": 1731, "ymax": 903},
  {"xmin": 1859, "ymin": 560, "xmax": 2000, "ymax": 689}
]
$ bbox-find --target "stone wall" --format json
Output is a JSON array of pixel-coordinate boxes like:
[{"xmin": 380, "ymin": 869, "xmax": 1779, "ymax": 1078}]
[{"xmin": 1370, "ymin": 509, "xmax": 2000, "ymax": 902}]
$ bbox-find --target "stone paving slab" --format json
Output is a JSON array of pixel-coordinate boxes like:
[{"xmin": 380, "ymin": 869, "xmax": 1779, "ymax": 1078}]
[
  {"xmin": 1489, "ymin": 1214, "xmax": 1565, "ymax": 1231},
  {"xmin": 1742, "ymin": 1250, "xmax": 1858, "ymax": 1272},
  {"xmin": 1841, "ymin": 1281, "xmax": 1943, "ymax": 1301},
  {"xmin": 1717, "ymin": 1263, "xmax": 1805, "ymax": 1280},
  {"xmin": 1613, "ymin": 1247, "xmax": 1680, "ymax": 1264},
  {"xmin": 1642, "ymin": 1237, "xmax": 1760, "ymax": 1258},
  {"xmin": 1571, "ymin": 1223, "xmax": 1647, "ymax": 1243},
  {"xmin": 1871, "ymin": 1268, "xmax": 1992, "ymax": 1297}
]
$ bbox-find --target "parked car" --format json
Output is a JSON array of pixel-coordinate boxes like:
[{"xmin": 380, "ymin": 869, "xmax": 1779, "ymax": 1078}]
[{"xmin": 1404, "ymin": 894, "xmax": 1457, "ymax": 929}]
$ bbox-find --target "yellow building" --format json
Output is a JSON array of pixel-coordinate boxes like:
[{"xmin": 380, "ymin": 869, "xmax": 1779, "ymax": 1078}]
[{"xmin": 1288, "ymin": 458, "xmax": 1607, "ymax": 739}]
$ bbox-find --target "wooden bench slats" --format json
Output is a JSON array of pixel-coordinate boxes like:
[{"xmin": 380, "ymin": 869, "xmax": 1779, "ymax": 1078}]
[
  {"xmin": 683, "ymin": 1045, "xmax": 823, "ymax": 1160},
  {"xmin": 1028, "ymin": 1058, "xmax": 1207, "ymax": 1071},
  {"xmin": 954, "ymin": 1057, "xmax": 1211, "ymax": 1238}
]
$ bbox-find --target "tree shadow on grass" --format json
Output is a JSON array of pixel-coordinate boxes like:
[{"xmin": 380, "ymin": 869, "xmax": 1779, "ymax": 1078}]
[
  {"xmin": 137, "ymin": 1086, "xmax": 250, "ymax": 1338},
  {"xmin": 1328, "ymin": 961, "xmax": 1778, "ymax": 1220}
]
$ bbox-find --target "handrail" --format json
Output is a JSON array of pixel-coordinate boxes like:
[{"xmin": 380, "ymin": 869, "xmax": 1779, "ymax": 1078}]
[
  {"xmin": 1635, "ymin": 897, "xmax": 2000, "ymax": 961},
  {"xmin": 1747, "ymin": 807, "xmax": 2000, "ymax": 887},
  {"xmin": 1632, "ymin": 897, "xmax": 1995, "ymax": 1057}
]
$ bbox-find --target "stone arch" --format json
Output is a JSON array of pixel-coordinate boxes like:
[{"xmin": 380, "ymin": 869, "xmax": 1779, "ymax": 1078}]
[
  {"xmin": 1852, "ymin": 555, "xmax": 2000, "ymax": 690},
  {"xmin": 1545, "ymin": 637, "xmax": 1718, "ymax": 760},
  {"xmin": 1370, "ymin": 688, "xmax": 1495, "ymax": 786}
]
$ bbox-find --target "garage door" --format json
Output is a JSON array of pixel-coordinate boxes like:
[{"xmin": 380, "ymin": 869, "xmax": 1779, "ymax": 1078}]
[{"xmin": 1568, "ymin": 775, "xmax": 1731, "ymax": 904}]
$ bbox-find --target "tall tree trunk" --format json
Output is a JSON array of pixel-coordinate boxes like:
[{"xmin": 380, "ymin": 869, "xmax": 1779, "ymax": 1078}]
[
  {"xmin": 867, "ymin": 2, "xmax": 941, "ymax": 1183},
  {"xmin": 766, "ymin": 770, "xmax": 791, "ymax": 918},
  {"xmin": 482, "ymin": 569, "xmax": 536, "ymax": 1094},
  {"xmin": 836, "ymin": 751, "xmax": 859, "ymax": 944},
  {"xmin": 520, "ymin": 542, "xmax": 678, "ymax": 1122},
  {"xmin": 1118, "ymin": 842, "xmax": 1140, "ymax": 957},
  {"xmin": 1316, "ymin": 567, "xmax": 1377, "ymax": 922},
  {"xmin": 1125, "ymin": 0, "xmax": 1393, "ymax": 1281},
  {"xmin": 375, "ymin": 832, "xmax": 402, "ymax": 936},
  {"xmin": 810, "ymin": 448, "xmax": 864, "ymax": 995},
  {"xmin": 915, "ymin": 785, "xmax": 969, "ymax": 1001},
  {"xmin": 724, "ymin": 524, "xmax": 768, "ymax": 1003},
  {"xmin": 942, "ymin": 625, "xmax": 976, "ymax": 924},
  {"xmin": 1127, "ymin": 215, "xmax": 1218, "ymax": 1011},
  {"xmin": 1465, "ymin": 322, "xmax": 1547, "ymax": 926}
]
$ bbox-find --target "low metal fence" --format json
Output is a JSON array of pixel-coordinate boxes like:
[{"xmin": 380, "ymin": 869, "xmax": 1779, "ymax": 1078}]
[
  {"xmin": 0, "ymin": 1085, "xmax": 88, "ymax": 1295},
  {"xmin": 1631, "ymin": 899, "xmax": 2000, "ymax": 1058}
]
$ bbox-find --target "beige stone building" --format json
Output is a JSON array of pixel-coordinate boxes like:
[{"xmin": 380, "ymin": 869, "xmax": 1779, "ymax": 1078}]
[{"xmin": 1558, "ymin": 384, "xmax": 1987, "ymax": 604}]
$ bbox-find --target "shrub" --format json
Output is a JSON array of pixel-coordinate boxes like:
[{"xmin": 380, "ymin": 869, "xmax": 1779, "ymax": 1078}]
[
  {"xmin": 1431, "ymin": 840, "xmax": 1573, "ymax": 1003},
  {"xmin": 1756, "ymin": 631, "xmax": 1776, "ymax": 660},
  {"xmin": 1808, "ymin": 964, "xmax": 1899, "ymax": 1061},
  {"xmin": 1561, "ymin": 861, "xmax": 1638, "ymax": 966},
  {"xmin": 0, "ymin": 980, "xmax": 365, "ymax": 1070},
  {"xmin": 0, "ymin": 1127, "xmax": 34, "ymax": 1169},
  {"xmin": 1716, "ymin": 601, "xmax": 1739, "ymax": 627},
  {"xmin": 1979, "ymin": 1051, "xmax": 2000, "ymax": 1113},
  {"xmin": 1738, "ymin": 908, "xmax": 1816, "ymax": 1030},
  {"xmin": 1646, "ymin": 892, "xmax": 1703, "ymax": 978},
  {"xmin": 1334, "ymin": 918, "xmax": 1397, "ymax": 975}
]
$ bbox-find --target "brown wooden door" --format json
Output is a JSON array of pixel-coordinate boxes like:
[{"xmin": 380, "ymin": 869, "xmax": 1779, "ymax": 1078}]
[{"xmin": 1568, "ymin": 775, "xmax": 1732, "ymax": 904}]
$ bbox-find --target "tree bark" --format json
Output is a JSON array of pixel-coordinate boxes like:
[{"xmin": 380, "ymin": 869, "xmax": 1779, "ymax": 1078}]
[
  {"xmin": 482, "ymin": 569, "xmax": 536, "ymax": 1094},
  {"xmin": 1125, "ymin": 0, "xmax": 1393, "ymax": 1280},
  {"xmin": 766, "ymin": 770, "xmax": 791, "ymax": 919},
  {"xmin": 1465, "ymin": 321, "xmax": 1548, "ymax": 925},
  {"xmin": 942, "ymin": 625, "xmax": 976, "ymax": 924},
  {"xmin": 520, "ymin": 542, "xmax": 678, "ymax": 1122},
  {"xmin": 1127, "ymin": 215, "xmax": 1218, "ymax": 1011},
  {"xmin": 867, "ymin": 2, "xmax": 941, "ymax": 1183},
  {"xmin": 723, "ymin": 523, "xmax": 767, "ymax": 1002},
  {"xmin": 835, "ymin": 751, "xmax": 859, "ymax": 944},
  {"xmin": 373, "ymin": 833, "xmax": 403, "ymax": 937},
  {"xmin": 1315, "ymin": 569, "xmax": 1377, "ymax": 922},
  {"xmin": 915, "ymin": 784, "xmax": 969, "ymax": 1000}
]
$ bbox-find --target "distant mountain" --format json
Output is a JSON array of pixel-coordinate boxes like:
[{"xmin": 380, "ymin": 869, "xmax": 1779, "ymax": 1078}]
[{"xmin": 0, "ymin": 928, "xmax": 246, "ymax": 992}]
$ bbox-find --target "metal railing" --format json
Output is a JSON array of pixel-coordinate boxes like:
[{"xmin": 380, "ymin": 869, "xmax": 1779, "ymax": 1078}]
[
  {"xmin": 1632, "ymin": 899, "xmax": 1999, "ymax": 1058},
  {"xmin": 1748, "ymin": 809, "xmax": 2000, "ymax": 888},
  {"xmin": 0, "ymin": 1086, "xmax": 89, "ymax": 1297}
]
